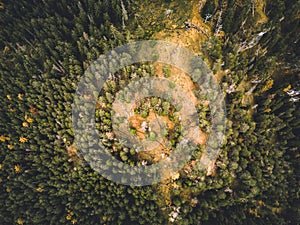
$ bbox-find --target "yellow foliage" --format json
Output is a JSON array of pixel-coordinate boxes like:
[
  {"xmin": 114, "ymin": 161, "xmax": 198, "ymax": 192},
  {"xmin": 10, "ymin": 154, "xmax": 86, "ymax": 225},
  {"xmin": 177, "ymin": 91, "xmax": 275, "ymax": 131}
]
[
  {"xmin": 19, "ymin": 137, "xmax": 28, "ymax": 143},
  {"xmin": 8, "ymin": 104, "xmax": 15, "ymax": 112},
  {"xmin": 6, "ymin": 95, "xmax": 11, "ymax": 100},
  {"xmin": 264, "ymin": 108, "xmax": 271, "ymax": 113},
  {"xmin": 14, "ymin": 165, "xmax": 21, "ymax": 173},
  {"xmin": 261, "ymin": 79, "xmax": 274, "ymax": 93},
  {"xmin": 249, "ymin": 208, "xmax": 255, "ymax": 214},
  {"xmin": 0, "ymin": 135, "xmax": 10, "ymax": 142},
  {"xmin": 25, "ymin": 114, "xmax": 34, "ymax": 123},
  {"xmin": 18, "ymin": 93, "xmax": 23, "ymax": 100},
  {"xmin": 248, "ymin": 208, "xmax": 260, "ymax": 217},
  {"xmin": 17, "ymin": 218, "xmax": 23, "ymax": 225},
  {"xmin": 216, "ymin": 30, "xmax": 225, "ymax": 38},
  {"xmin": 66, "ymin": 214, "xmax": 72, "ymax": 220},
  {"xmin": 22, "ymin": 122, "xmax": 29, "ymax": 127},
  {"xmin": 258, "ymin": 200, "xmax": 264, "ymax": 205},
  {"xmin": 3, "ymin": 45, "xmax": 9, "ymax": 52},
  {"xmin": 66, "ymin": 210, "xmax": 74, "ymax": 221},
  {"xmin": 26, "ymin": 117, "xmax": 34, "ymax": 123},
  {"xmin": 36, "ymin": 187, "xmax": 43, "ymax": 192},
  {"xmin": 171, "ymin": 172, "xmax": 180, "ymax": 180},
  {"xmin": 7, "ymin": 144, "xmax": 13, "ymax": 150},
  {"xmin": 172, "ymin": 183, "xmax": 179, "ymax": 189},
  {"xmin": 283, "ymin": 84, "xmax": 291, "ymax": 92},
  {"xmin": 6, "ymin": 187, "xmax": 11, "ymax": 192},
  {"xmin": 71, "ymin": 219, "xmax": 77, "ymax": 224},
  {"xmin": 0, "ymin": 164, "xmax": 2, "ymax": 169}
]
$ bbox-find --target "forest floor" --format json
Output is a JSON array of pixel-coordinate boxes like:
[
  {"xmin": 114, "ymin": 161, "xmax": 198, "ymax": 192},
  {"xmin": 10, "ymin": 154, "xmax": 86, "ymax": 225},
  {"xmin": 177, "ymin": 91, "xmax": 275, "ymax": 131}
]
[{"xmin": 255, "ymin": 0, "xmax": 268, "ymax": 25}]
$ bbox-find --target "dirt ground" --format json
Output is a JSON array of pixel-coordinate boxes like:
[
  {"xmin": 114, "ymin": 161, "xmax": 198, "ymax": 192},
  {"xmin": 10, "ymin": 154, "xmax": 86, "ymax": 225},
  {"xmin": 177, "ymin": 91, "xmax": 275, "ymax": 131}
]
[{"xmin": 148, "ymin": 0, "xmax": 216, "ymax": 211}]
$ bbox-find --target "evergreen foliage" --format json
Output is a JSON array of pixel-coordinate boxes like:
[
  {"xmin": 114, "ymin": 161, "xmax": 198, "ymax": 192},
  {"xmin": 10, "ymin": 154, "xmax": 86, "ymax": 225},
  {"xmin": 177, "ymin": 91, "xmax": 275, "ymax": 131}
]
[{"xmin": 0, "ymin": 0, "xmax": 299, "ymax": 224}]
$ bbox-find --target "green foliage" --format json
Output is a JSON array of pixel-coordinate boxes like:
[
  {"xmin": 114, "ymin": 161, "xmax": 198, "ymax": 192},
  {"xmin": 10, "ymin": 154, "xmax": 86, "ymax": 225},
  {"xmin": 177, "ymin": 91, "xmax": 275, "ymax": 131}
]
[
  {"xmin": 0, "ymin": 0, "xmax": 299, "ymax": 224},
  {"xmin": 202, "ymin": 0, "xmax": 217, "ymax": 17}
]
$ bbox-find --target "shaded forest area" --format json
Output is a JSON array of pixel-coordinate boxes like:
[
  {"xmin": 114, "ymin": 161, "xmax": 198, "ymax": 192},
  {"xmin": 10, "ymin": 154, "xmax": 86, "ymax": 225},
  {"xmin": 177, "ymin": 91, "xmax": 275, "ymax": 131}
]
[{"xmin": 0, "ymin": 0, "xmax": 299, "ymax": 224}]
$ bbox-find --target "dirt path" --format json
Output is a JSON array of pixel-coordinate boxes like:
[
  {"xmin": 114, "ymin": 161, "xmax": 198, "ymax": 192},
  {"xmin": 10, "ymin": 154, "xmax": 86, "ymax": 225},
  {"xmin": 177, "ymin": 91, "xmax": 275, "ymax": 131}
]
[{"xmin": 145, "ymin": 0, "xmax": 219, "ymax": 217}]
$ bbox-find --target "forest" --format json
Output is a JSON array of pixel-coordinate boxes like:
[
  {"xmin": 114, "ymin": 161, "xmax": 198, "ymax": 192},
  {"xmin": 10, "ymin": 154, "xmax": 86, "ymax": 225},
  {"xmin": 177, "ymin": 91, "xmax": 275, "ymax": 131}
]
[{"xmin": 0, "ymin": 0, "xmax": 299, "ymax": 224}]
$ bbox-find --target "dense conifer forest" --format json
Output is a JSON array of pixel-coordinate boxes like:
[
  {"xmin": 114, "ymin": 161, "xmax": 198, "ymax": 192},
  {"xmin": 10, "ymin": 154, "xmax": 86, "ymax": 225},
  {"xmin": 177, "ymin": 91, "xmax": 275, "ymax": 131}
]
[{"xmin": 0, "ymin": 0, "xmax": 299, "ymax": 224}]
